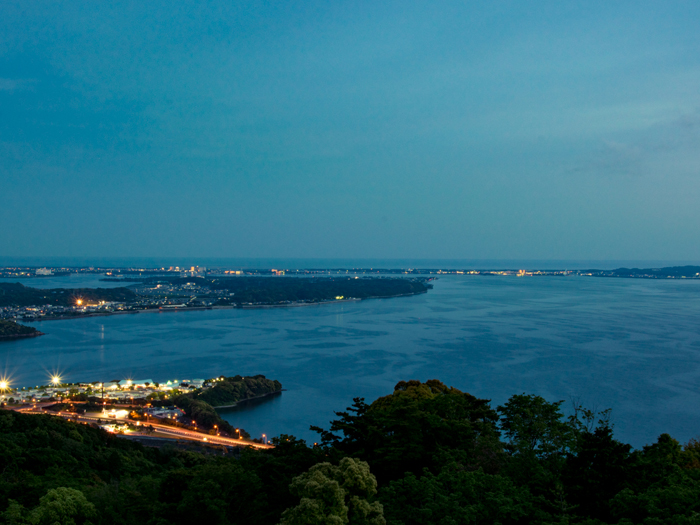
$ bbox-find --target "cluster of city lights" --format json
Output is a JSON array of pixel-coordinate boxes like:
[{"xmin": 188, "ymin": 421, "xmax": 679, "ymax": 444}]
[
  {"xmin": 0, "ymin": 373, "xmax": 274, "ymax": 448},
  {"xmin": 0, "ymin": 373, "xmax": 63, "ymax": 393}
]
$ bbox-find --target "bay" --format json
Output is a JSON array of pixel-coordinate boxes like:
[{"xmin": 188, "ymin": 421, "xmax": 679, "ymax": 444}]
[{"xmin": 2, "ymin": 275, "xmax": 700, "ymax": 448}]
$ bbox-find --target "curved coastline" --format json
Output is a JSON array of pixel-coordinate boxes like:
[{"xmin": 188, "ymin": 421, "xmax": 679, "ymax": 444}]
[
  {"xmin": 22, "ymin": 290, "xmax": 427, "ymax": 322},
  {"xmin": 213, "ymin": 389, "xmax": 285, "ymax": 409},
  {"xmin": 0, "ymin": 331, "xmax": 45, "ymax": 340}
]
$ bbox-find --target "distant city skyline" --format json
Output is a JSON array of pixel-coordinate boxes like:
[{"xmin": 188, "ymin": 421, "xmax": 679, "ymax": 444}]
[{"xmin": 2, "ymin": 1, "xmax": 700, "ymax": 260}]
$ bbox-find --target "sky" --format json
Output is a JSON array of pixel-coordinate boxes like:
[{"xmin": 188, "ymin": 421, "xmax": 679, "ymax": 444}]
[{"xmin": 2, "ymin": 1, "xmax": 700, "ymax": 261}]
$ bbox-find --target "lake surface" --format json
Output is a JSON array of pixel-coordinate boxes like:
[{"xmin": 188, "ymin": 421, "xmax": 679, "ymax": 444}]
[{"xmin": 2, "ymin": 275, "xmax": 700, "ymax": 448}]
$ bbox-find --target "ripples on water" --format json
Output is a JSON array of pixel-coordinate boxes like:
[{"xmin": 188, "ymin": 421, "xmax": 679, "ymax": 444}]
[{"xmin": 2, "ymin": 275, "xmax": 700, "ymax": 448}]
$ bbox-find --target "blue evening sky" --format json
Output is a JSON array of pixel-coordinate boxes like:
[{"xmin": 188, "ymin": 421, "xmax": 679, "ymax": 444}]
[{"xmin": 2, "ymin": 1, "xmax": 699, "ymax": 260}]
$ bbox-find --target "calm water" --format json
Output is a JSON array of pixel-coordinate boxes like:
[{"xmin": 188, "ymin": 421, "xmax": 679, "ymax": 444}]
[
  {"xmin": 2, "ymin": 275, "xmax": 700, "ymax": 448},
  {"xmin": 0, "ymin": 274, "xmax": 132, "ymax": 289}
]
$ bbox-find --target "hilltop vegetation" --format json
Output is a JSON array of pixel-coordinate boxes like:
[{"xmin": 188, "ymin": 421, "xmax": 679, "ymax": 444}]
[
  {"xmin": 0, "ymin": 319, "xmax": 40, "ymax": 339},
  {"xmin": 0, "ymin": 283, "xmax": 136, "ymax": 307},
  {"xmin": 2, "ymin": 379, "xmax": 700, "ymax": 524}
]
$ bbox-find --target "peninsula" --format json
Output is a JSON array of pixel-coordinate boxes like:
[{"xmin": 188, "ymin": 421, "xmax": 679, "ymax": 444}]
[
  {"xmin": 2, "ymin": 264, "xmax": 698, "ymax": 326},
  {"xmin": 0, "ymin": 319, "xmax": 43, "ymax": 340},
  {"xmin": 0, "ymin": 276, "xmax": 432, "ymax": 323}
]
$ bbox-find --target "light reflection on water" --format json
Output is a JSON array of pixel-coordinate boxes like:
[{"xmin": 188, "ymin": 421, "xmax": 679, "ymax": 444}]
[{"xmin": 1, "ymin": 275, "xmax": 699, "ymax": 448}]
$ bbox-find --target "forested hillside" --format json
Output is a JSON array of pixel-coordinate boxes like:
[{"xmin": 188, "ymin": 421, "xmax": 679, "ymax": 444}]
[
  {"xmin": 103, "ymin": 275, "xmax": 431, "ymax": 305},
  {"xmin": 2, "ymin": 380, "xmax": 699, "ymax": 524}
]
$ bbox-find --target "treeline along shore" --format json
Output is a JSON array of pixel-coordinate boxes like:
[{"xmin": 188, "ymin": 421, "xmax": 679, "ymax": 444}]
[{"xmin": 2, "ymin": 379, "xmax": 700, "ymax": 524}]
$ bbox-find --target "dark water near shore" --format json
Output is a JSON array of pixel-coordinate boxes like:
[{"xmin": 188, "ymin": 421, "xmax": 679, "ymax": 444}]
[{"xmin": 2, "ymin": 275, "xmax": 700, "ymax": 448}]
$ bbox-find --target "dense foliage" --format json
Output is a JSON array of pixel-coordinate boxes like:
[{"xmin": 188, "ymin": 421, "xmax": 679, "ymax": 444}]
[
  {"xmin": 0, "ymin": 283, "xmax": 136, "ymax": 307},
  {"xmin": 0, "ymin": 319, "xmax": 39, "ymax": 338},
  {"xmin": 172, "ymin": 375, "xmax": 282, "ymax": 435},
  {"xmin": 195, "ymin": 375, "xmax": 283, "ymax": 408},
  {"xmin": 169, "ymin": 395, "xmax": 238, "ymax": 435},
  {"xmin": 2, "ymin": 380, "xmax": 700, "ymax": 524}
]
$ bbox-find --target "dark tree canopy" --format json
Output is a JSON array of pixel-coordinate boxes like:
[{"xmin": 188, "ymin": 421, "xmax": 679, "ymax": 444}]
[
  {"xmin": 3, "ymin": 380, "xmax": 700, "ymax": 525},
  {"xmin": 312, "ymin": 380, "xmax": 503, "ymax": 483}
]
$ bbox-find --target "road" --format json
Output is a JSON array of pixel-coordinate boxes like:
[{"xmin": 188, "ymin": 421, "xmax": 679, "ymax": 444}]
[{"xmin": 10, "ymin": 404, "xmax": 273, "ymax": 449}]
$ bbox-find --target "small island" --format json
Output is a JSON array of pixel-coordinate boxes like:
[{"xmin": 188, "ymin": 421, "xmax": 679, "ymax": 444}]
[{"xmin": 0, "ymin": 319, "xmax": 43, "ymax": 340}]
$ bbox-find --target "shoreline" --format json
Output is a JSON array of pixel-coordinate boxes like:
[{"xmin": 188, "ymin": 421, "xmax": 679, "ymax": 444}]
[
  {"xmin": 213, "ymin": 389, "xmax": 284, "ymax": 409},
  {"xmin": 18, "ymin": 291, "xmax": 426, "ymax": 323},
  {"xmin": 239, "ymin": 298, "xmax": 361, "ymax": 309},
  {"xmin": 0, "ymin": 331, "xmax": 45, "ymax": 340}
]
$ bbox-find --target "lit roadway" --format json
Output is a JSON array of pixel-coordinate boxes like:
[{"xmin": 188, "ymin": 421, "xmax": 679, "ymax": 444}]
[{"xmin": 10, "ymin": 404, "xmax": 273, "ymax": 450}]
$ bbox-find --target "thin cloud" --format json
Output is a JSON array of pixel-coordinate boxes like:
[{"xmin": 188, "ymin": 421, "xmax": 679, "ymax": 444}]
[{"xmin": 569, "ymin": 108, "xmax": 700, "ymax": 178}]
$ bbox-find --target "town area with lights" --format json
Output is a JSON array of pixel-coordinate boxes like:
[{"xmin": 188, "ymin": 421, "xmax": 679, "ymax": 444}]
[
  {"xmin": 0, "ymin": 375, "xmax": 206, "ymax": 404},
  {"xmin": 0, "ymin": 373, "xmax": 280, "ymax": 448}
]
